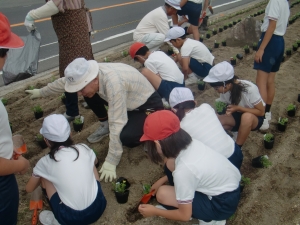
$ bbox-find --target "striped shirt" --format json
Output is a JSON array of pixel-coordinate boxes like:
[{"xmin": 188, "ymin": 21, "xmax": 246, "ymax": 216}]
[{"xmin": 40, "ymin": 63, "xmax": 155, "ymax": 165}]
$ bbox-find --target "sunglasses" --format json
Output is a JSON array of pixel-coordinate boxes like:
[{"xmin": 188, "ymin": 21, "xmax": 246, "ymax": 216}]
[{"xmin": 0, "ymin": 49, "xmax": 9, "ymax": 58}]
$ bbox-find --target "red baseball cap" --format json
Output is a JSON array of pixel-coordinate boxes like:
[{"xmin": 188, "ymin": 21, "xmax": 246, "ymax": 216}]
[
  {"xmin": 140, "ymin": 110, "xmax": 180, "ymax": 141},
  {"xmin": 129, "ymin": 42, "xmax": 145, "ymax": 59},
  {"xmin": 0, "ymin": 13, "xmax": 24, "ymax": 49}
]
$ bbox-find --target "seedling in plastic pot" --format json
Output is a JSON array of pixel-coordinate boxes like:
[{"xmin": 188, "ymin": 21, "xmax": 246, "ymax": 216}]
[
  {"xmin": 244, "ymin": 45, "xmax": 250, "ymax": 54},
  {"xmin": 277, "ymin": 117, "xmax": 288, "ymax": 132},
  {"xmin": 218, "ymin": 27, "xmax": 223, "ymax": 32},
  {"xmin": 73, "ymin": 116, "xmax": 84, "ymax": 132},
  {"xmin": 214, "ymin": 40, "xmax": 219, "ymax": 48},
  {"xmin": 113, "ymin": 179, "xmax": 130, "ymax": 204},
  {"xmin": 221, "ymin": 40, "xmax": 226, "ymax": 46},
  {"xmin": 286, "ymin": 48, "xmax": 291, "ymax": 56},
  {"xmin": 252, "ymin": 155, "xmax": 272, "ymax": 168},
  {"xmin": 252, "ymin": 42, "xmax": 258, "ymax": 51},
  {"xmin": 292, "ymin": 43, "xmax": 298, "ymax": 51},
  {"xmin": 263, "ymin": 133, "xmax": 274, "ymax": 149},
  {"xmin": 197, "ymin": 80, "xmax": 205, "ymax": 90},
  {"xmin": 212, "ymin": 28, "xmax": 217, "ymax": 35},
  {"xmin": 230, "ymin": 56, "xmax": 237, "ymax": 66},
  {"xmin": 287, "ymin": 104, "xmax": 296, "ymax": 117},
  {"xmin": 215, "ymin": 101, "xmax": 227, "ymax": 115},
  {"xmin": 240, "ymin": 175, "xmax": 250, "ymax": 192},
  {"xmin": 32, "ymin": 105, "xmax": 43, "ymax": 119},
  {"xmin": 36, "ymin": 134, "xmax": 48, "ymax": 149}
]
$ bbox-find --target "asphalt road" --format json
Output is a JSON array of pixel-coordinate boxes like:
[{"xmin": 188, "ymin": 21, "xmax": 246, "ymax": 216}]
[{"xmin": 1, "ymin": 0, "xmax": 255, "ymax": 73}]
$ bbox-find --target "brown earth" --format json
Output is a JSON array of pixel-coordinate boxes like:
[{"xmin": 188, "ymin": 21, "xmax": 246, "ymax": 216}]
[{"xmin": 2, "ymin": 1, "xmax": 300, "ymax": 224}]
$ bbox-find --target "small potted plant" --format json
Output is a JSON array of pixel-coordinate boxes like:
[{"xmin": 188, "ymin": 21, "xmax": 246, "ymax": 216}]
[
  {"xmin": 214, "ymin": 40, "xmax": 219, "ymax": 48},
  {"xmin": 250, "ymin": 14, "xmax": 254, "ymax": 17},
  {"xmin": 218, "ymin": 27, "xmax": 223, "ymax": 32},
  {"xmin": 104, "ymin": 57, "xmax": 110, "ymax": 62},
  {"xmin": 206, "ymin": 31, "xmax": 211, "ymax": 39},
  {"xmin": 223, "ymin": 24, "xmax": 228, "ymax": 30},
  {"xmin": 292, "ymin": 43, "xmax": 298, "ymax": 51},
  {"xmin": 113, "ymin": 179, "xmax": 130, "ymax": 204},
  {"xmin": 286, "ymin": 48, "xmax": 292, "ymax": 56},
  {"xmin": 277, "ymin": 117, "xmax": 288, "ymax": 132},
  {"xmin": 60, "ymin": 93, "xmax": 66, "ymax": 104},
  {"xmin": 254, "ymin": 13, "xmax": 257, "ymax": 17},
  {"xmin": 233, "ymin": 20, "xmax": 237, "ymax": 25},
  {"xmin": 244, "ymin": 45, "xmax": 250, "ymax": 54},
  {"xmin": 215, "ymin": 101, "xmax": 227, "ymax": 115},
  {"xmin": 287, "ymin": 104, "xmax": 296, "ymax": 117},
  {"xmin": 121, "ymin": 50, "xmax": 129, "ymax": 57},
  {"xmin": 212, "ymin": 28, "xmax": 217, "ymax": 35},
  {"xmin": 221, "ymin": 40, "xmax": 226, "ymax": 46},
  {"xmin": 73, "ymin": 116, "xmax": 84, "ymax": 132},
  {"xmin": 240, "ymin": 175, "xmax": 250, "ymax": 192},
  {"xmin": 167, "ymin": 46, "xmax": 174, "ymax": 56},
  {"xmin": 199, "ymin": 35, "xmax": 204, "ymax": 42},
  {"xmin": 263, "ymin": 133, "xmax": 274, "ymax": 149},
  {"xmin": 252, "ymin": 155, "xmax": 272, "ymax": 168},
  {"xmin": 36, "ymin": 134, "xmax": 48, "ymax": 149},
  {"xmin": 289, "ymin": 19, "xmax": 294, "ymax": 25},
  {"xmin": 230, "ymin": 56, "xmax": 236, "ymax": 66},
  {"xmin": 28, "ymin": 85, "xmax": 35, "ymax": 90},
  {"xmin": 237, "ymin": 18, "xmax": 242, "ymax": 22},
  {"xmin": 1, "ymin": 98, "xmax": 8, "ymax": 106},
  {"xmin": 32, "ymin": 105, "xmax": 43, "ymax": 119},
  {"xmin": 140, "ymin": 184, "xmax": 154, "ymax": 204},
  {"xmin": 197, "ymin": 80, "xmax": 206, "ymax": 90},
  {"xmin": 252, "ymin": 42, "xmax": 258, "ymax": 51}
]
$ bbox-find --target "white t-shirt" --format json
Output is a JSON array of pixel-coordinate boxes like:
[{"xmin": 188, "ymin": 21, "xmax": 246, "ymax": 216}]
[
  {"xmin": 220, "ymin": 80, "xmax": 264, "ymax": 108},
  {"xmin": 181, "ymin": 103, "xmax": 234, "ymax": 158},
  {"xmin": 181, "ymin": 38, "xmax": 214, "ymax": 65},
  {"xmin": 261, "ymin": 0, "xmax": 290, "ymax": 36},
  {"xmin": 0, "ymin": 103, "xmax": 13, "ymax": 159},
  {"xmin": 189, "ymin": 0, "xmax": 202, "ymax": 4},
  {"xmin": 145, "ymin": 51, "xmax": 184, "ymax": 84},
  {"xmin": 173, "ymin": 139, "xmax": 240, "ymax": 204},
  {"xmin": 33, "ymin": 144, "xmax": 98, "ymax": 210},
  {"xmin": 133, "ymin": 7, "xmax": 169, "ymax": 42}
]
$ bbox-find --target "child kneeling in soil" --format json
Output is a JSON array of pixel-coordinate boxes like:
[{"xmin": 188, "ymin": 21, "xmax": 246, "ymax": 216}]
[
  {"xmin": 129, "ymin": 42, "xmax": 184, "ymax": 101},
  {"xmin": 139, "ymin": 110, "xmax": 241, "ymax": 225},
  {"xmin": 203, "ymin": 61, "xmax": 265, "ymax": 149},
  {"xmin": 165, "ymin": 27, "xmax": 214, "ymax": 82},
  {"xmin": 169, "ymin": 87, "xmax": 243, "ymax": 169},
  {"xmin": 26, "ymin": 114, "xmax": 106, "ymax": 225}
]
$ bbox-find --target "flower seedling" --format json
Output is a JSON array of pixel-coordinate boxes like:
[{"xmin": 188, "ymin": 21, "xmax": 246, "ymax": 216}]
[
  {"xmin": 278, "ymin": 117, "xmax": 288, "ymax": 125},
  {"xmin": 261, "ymin": 156, "xmax": 272, "ymax": 168},
  {"xmin": 113, "ymin": 180, "xmax": 127, "ymax": 193},
  {"xmin": 1, "ymin": 98, "xmax": 8, "ymax": 106},
  {"xmin": 32, "ymin": 105, "xmax": 43, "ymax": 113},
  {"xmin": 252, "ymin": 42, "xmax": 258, "ymax": 51},
  {"xmin": 28, "ymin": 85, "xmax": 35, "ymax": 90},
  {"xmin": 264, "ymin": 133, "xmax": 274, "ymax": 142},
  {"xmin": 215, "ymin": 101, "xmax": 227, "ymax": 114},
  {"xmin": 143, "ymin": 184, "xmax": 151, "ymax": 194},
  {"xmin": 240, "ymin": 175, "xmax": 251, "ymax": 186},
  {"xmin": 73, "ymin": 117, "xmax": 83, "ymax": 125},
  {"xmin": 36, "ymin": 134, "xmax": 44, "ymax": 141},
  {"xmin": 287, "ymin": 104, "xmax": 296, "ymax": 111}
]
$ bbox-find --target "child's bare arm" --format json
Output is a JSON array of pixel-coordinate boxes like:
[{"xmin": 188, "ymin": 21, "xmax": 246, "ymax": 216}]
[{"xmin": 0, "ymin": 156, "xmax": 29, "ymax": 176}]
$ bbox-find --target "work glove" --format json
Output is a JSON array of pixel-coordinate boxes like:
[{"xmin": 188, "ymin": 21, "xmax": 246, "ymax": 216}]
[
  {"xmin": 24, "ymin": 14, "xmax": 35, "ymax": 32},
  {"xmin": 99, "ymin": 161, "xmax": 116, "ymax": 182},
  {"xmin": 25, "ymin": 89, "xmax": 42, "ymax": 99}
]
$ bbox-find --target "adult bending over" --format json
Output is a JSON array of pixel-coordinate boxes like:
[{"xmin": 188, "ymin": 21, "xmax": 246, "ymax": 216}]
[
  {"xmin": 204, "ymin": 61, "xmax": 265, "ymax": 148},
  {"xmin": 25, "ymin": 58, "xmax": 163, "ymax": 182}
]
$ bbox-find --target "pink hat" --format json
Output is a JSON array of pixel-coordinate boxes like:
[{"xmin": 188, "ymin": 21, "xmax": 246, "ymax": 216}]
[{"xmin": 0, "ymin": 13, "xmax": 24, "ymax": 49}]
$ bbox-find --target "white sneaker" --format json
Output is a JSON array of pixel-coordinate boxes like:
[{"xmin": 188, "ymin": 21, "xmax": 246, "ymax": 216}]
[
  {"xmin": 185, "ymin": 73, "xmax": 199, "ymax": 85},
  {"xmin": 162, "ymin": 98, "xmax": 170, "ymax": 109},
  {"xmin": 232, "ymin": 131, "xmax": 238, "ymax": 141},
  {"xmin": 39, "ymin": 210, "xmax": 60, "ymax": 225},
  {"xmin": 155, "ymin": 205, "xmax": 167, "ymax": 210},
  {"xmin": 63, "ymin": 112, "xmax": 80, "ymax": 122},
  {"xmin": 199, "ymin": 220, "xmax": 226, "ymax": 225},
  {"xmin": 81, "ymin": 101, "xmax": 90, "ymax": 109},
  {"xmin": 259, "ymin": 119, "xmax": 269, "ymax": 130},
  {"xmin": 265, "ymin": 112, "xmax": 271, "ymax": 121},
  {"xmin": 87, "ymin": 122, "xmax": 109, "ymax": 143}
]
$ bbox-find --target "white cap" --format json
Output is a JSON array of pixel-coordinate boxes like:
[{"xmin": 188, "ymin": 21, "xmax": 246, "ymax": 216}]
[
  {"xmin": 164, "ymin": 27, "xmax": 185, "ymax": 42},
  {"xmin": 165, "ymin": 0, "xmax": 181, "ymax": 10},
  {"xmin": 64, "ymin": 58, "xmax": 99, "ymax": 93},
  {"xmin": 169, "ymin": 87, "xmax": 194, "ymax": 108},
  {"xmin": 203, "ymin": 61, "xmax": 234, "ymax": 83},
  {"xmin": 40, "ymin": 114, "xmax": 70, "ymax": 142}
]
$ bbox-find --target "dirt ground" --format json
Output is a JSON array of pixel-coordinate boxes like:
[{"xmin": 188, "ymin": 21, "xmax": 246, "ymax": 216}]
[{"xmin": 2, "ymin": 1, "xmax": 300, "ymax": 224}]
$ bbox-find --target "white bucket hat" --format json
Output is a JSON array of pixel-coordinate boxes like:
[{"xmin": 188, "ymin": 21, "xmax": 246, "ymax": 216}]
[
  {"xmin": 164, "ymin": 27, "xmax": 185, "ymax": 42},
  {"xmin": 169, "ymin": 87, "xmax": 194, "ymax": 108},
  {"xmin": 64, "ymin": 58, "xmax": 99, "ymax": 93},
  {"xmin": 165, "ymin": 0, "xmax": 181, "ymax": 10},
  {"xmin": 203, "ymin": 61, "xmax": 234, "ymax": 83},
  {"xmin": 40, "ymin": 114, "xmax": 70, "ymax": 142}
]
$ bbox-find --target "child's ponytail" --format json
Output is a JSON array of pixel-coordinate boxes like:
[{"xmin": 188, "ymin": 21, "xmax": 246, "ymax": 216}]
[{"xmin": 173, "ymin": 101, "xmax": 196, "ymax": 121}]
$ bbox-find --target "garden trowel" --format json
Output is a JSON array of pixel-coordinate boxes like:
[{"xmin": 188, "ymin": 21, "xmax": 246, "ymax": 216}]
[{"xmin": 29, "ymin": 186, "xmax": 43, "ymax": 225}]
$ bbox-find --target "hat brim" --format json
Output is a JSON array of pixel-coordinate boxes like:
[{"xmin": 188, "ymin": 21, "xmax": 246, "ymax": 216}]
[
  {"xmin": 203, "ymin": 75, "xmax": 219, "ymax": 83},
  {"xmin": 140, "ymin": 134, "xmax": 152, "ymax": 142},
  {"xmin": 65, "ymin": 60, "xmax": 99, "ymax": 93},
  {"xmin": 164, "ymin": 37, "xmax": 171, "ymax": 42},
  {"xmin": 0, "ymin": 32, "xmax": 24, "ymax": 49}
]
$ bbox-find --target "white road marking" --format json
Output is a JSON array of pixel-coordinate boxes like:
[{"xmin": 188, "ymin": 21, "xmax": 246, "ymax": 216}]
[{"xmin": 38, "ymin": 0, "xmax": 243, "ymax": 62}]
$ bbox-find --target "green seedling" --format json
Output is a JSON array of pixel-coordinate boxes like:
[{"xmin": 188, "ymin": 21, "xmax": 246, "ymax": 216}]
[
  {"xmin": 198, "ymin": 80, "xmax": 205, "ymax": 85},
  {"xmin": 121, "ymin": 50, "xmax": 129, "ymax": 57},
  {"xmin": 50, "ymin": 76, "xmax": 57, "ymax": 82},
  {"xmin": 293, "ymin": 43, "xmax": 298, "ymax": 48},
  {"xmin": 240, "ymin": 175, "xmax": 251, "ymax": 186},
  {"xmin": 244, "ymin": 45, "xmax": 249, "ymax": 50},
  {"xmin": 253, "ymin": 42, "xmax": 257, "ymax": 47},
  {"xmin": 1, "ymin": 98, "xmax": 8, "ymax": 105},
  {"xmin": 278, "ymin": 117, "xmax": 288, "ymax": 125},
  {"xmin": 264, "ymin": 133, "xmax": 274, "ymax": 142},
  {"xmin": 112, "ymin": 180, "xmax": 127, "ymax": 193},
  {"xmin": 215, "ymin": 101, "xmax": 227, "ymax": 113},
  {"xmin": 73, "ymin": 117, "xmax": 83, "ymax": 125},
  {"xmin": 287, "ymin": 104, "xmax": 296, "ymax": 111},
  {"xmin": 260, "ymin": 155, "xmax": 272, "ymax": 168},
  {"xmin": 32, "ymin": 105, "xmax": 43, "ymax": 113},
  {"xmin": 28, "ymin": 85, "xmax": 35, "ymax": 90},
  {"xmin": 60, "ymin": 93, "xmax": 66, "ymax": 100},
  {"xmin": 36, "ymin": 134, "xmax": 44, "ymax": 141},
  {"xmin": 104, "ymin": 57, "xmax": 110, "ymax": 62},
  {"xmin": 143, "ymin": 184, "xmax": 151, "ymax": 194}
]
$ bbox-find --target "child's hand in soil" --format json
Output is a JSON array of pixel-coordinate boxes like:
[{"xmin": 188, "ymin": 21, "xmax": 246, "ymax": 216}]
[{"xmin": 139, "ymin": 204, "xmax": 156, "ymax": 217}]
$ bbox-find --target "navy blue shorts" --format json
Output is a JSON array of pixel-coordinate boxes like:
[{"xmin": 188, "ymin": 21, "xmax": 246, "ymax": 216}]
[
  {"xmin": 177, "ymin": 2, "xmax": 202, "ymax": 26},
  {"xmin": 231, "ymin": 112, "xmax": 264, "ymax": 132},
  {"xmin": 157, "ymin": 80, "xmax": 185, "ymax": 101},
  {"xmin": 189, "ymin": 58, "xmax": 212, "ymax": 78},
  {"xmin": 162, "ymin": 165, "xmax": 240, "ymax": 221},
  {"xmin": 227, "ymin": 143, "xmax": 243, "ymax": 170},
  {"xmin": 49, "ymin": 181, "xmax": 106, "ymax": 225},
  {"xmin": 0, "ymin": 174, "xmax": 19, "ymax": 225},
  {"xmin": 253, "ymin": 32, "xmax": 284, "ymax": 73}
]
